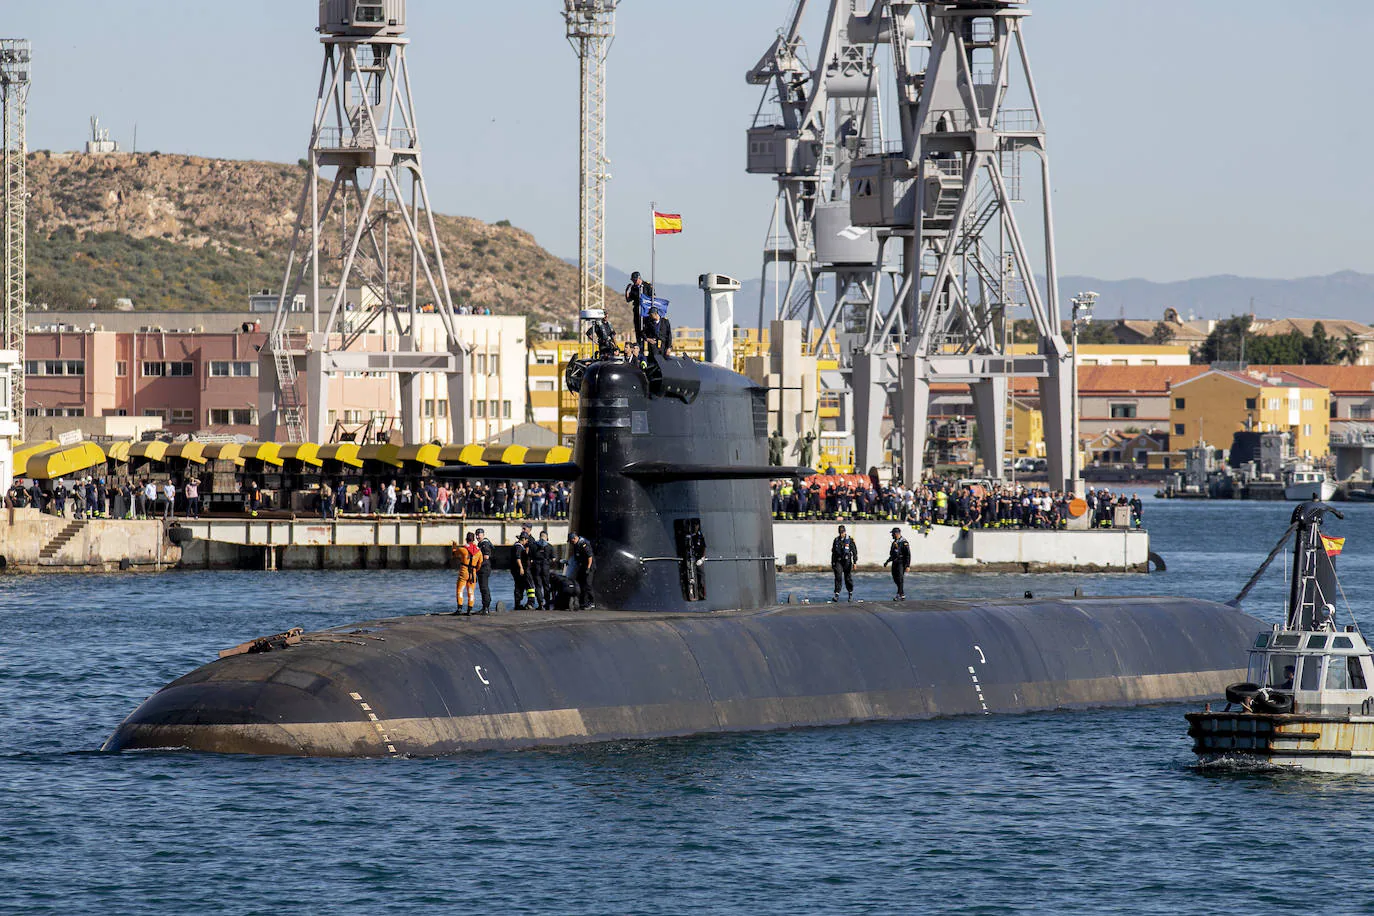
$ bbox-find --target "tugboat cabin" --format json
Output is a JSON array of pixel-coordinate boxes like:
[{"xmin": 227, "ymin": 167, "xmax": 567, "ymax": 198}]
[{"xmin": 1248, "ymin": 624, "xmax": 1374, "ymax": 716}]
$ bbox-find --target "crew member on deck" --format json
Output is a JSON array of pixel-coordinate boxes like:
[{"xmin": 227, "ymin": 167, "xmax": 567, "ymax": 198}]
[
  {"xmin": 830, "ymin": 524, "xmax": 858, "ymax": 603},
  {"xmin": 884, "ymin": 527, "xmax": 911, "ymax": 600},
  {"xmin": 586, "ymin": 315, "xmax": 620, "ymax": 359},
  {"xmin": 569, "ymin": 531, "xmax": 595, "ymax": 610},
  {"xmin": 474, "ymin": 527, "xmax": 494, "ymax": 614},
  {"xmin": 686, "ymin": 519, "xmax": 707, "ymax": 600},
  {"xmin": 531, "ymin": 529, "xmax": 553, "ymax": 610},
  {"xmin": 512, "ymin": 532, "xmax": 535, "ymax": 610},
  {"xmin": 451, "ymin": 532, "xmax": 483, "ymax": 615}
]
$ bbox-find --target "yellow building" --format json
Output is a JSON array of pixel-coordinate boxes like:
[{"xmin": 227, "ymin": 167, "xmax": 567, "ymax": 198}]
[{"xmin": 1168, "ymin": 369, "xmax": 1330, "ymax": 459}]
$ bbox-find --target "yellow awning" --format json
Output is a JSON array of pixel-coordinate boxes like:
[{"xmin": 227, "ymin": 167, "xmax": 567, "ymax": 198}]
[
  {"xmin": 106, "ymin": 441, "xmax": 131, "ymax": 463},
  {"xmin": 279, "ymin": 442, "xmax": 323, "ymax": 467},
  {"xmin": 358, "ymin": 443, "xmax": 404, "ymax": 468},
  {"xmin": 164, "ymin": 441, "xmax": 208, "ymax": 464},
  {"xmin": 317, "ymin": 442, "xmax": 364, "ymax": 468},
  {"xmin": 524, "ymin": 445, "xmax": 573, "ymax": 464},
  {"xmin": 397, "ymin": 443, "xmax": 442, "ymax": 467},
  {"xmin": 23, "ymin": 441, "xmax": 107, "ymax": 481},
  {"xmin": 240, "ymin": 442, "xmax": 283, "ymax": 467},
  {"xmin": 13, "ymin": 440, "xmax": 59, "ymax": 476},
  {"xmin": 202, "ymin": 442, "xmax": 246, "ymax": 467},
  {"xmin": 128, "ymin": 440, "xmax": 170, "ymax": 462}
]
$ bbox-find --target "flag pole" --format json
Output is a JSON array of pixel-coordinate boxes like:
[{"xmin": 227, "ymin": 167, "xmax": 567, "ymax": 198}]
[{"xmin": 650, "ymin": 199, "xmax": 657, "ymax": 296}]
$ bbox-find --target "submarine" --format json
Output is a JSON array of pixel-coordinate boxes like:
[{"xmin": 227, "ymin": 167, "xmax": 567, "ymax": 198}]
[{"xmin": 104, "ymin": 348, "xmax": 1262, "ymax": 756}]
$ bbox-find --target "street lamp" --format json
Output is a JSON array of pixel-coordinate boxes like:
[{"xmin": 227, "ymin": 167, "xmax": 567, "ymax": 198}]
[{"xmin": 1069, "ymin": 291, "xmax": 1098, "ymax": 493}]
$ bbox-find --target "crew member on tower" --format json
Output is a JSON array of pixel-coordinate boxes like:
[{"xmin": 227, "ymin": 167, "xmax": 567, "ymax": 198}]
[
  {"xmin": 830, "ymin": 524, "xmax": 858, "ymax": 603},
  {"xmin": 568, "ymin": 531, "xmax": 596, "ymax": 610},
  {"xmin": 625, "ymin": 270, "xmax": 653, "ymax": 343},
  {"xmin": 686, "ymin": 519, "xmax": 707, "ymax": 600},
  {"xmin": 883, "ymin": 527, "xmax": 911, "ymax": 601},
  {"xmin": 642, "ymin": 304, "xmax": 672, "ymax": 356}
]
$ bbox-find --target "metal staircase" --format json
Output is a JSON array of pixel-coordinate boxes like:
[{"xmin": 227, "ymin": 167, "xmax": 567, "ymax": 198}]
[{"xmin": 271, "ymin": 334, "xmax": 304, "ymax": 443}]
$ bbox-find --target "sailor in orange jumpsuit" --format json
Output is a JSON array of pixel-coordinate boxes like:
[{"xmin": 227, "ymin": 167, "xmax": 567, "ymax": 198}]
[{"xmin": 452, "ymin": 532, "xmax": 484, "ymax": 615}]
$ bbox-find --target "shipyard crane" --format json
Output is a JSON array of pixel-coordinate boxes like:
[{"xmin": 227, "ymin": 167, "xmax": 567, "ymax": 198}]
[
  {"xmin": 0, "ymin": 39, "xmax": 29, "ymax": 443},
  {"xmin": 262, "ymin": 0, "xmax": 467, "ymax": 445},
  {"xmin": 746, "ymin": 1, "xmax": 904, "ymax": 361},
  {"xmin": 565, "ymin": 0, "xmax": 617, "ymax": 319},
  {"xmin": 843, "ymin": 0, "xmax": 1071, "ymax": 485}
]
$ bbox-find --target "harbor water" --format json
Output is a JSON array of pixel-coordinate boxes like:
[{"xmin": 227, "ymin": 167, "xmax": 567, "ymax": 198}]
[{"xmin": 3, "ymin": 494, "xmax": 1374, "ymax": 914}]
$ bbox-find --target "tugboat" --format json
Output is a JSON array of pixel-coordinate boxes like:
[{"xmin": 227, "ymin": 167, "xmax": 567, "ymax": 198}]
[
  {"xmin": 1186, "ymin": 502, "xmax": 1374, "ymax": 774},
  {"xmin": 1284, "ymin": 465, "xmax": 1336, "ymax": 502}
]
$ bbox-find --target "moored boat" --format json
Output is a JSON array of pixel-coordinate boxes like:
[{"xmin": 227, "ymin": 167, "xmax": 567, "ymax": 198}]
[
  {"xmin": 1186, "ymin": 502, "xmax": 1374, "ymax": 774},
  {"xmin": 1284, "ymin": 467, "xmax": 1336, "ymax": 502}
]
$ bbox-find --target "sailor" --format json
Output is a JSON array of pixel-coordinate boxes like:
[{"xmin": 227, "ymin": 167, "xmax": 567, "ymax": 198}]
[
  {"xmin": 625, "ymin": 270, "xmax": 653, "ymax": 343},
  {"xmin": 1129, "ymin": 493, "xmax": 1143, "ymax": 528},
  {"xmin": 546, "ymin": 559, "xmax": 581, "ymax": 611},
  {"xmin": 1280, "ymin": 665, "xmax": 1296, "ymax": 690},
  {"xmin": 883, "ymin": 526, "xmax": 911, "ymax": 600},
  {"xmin": 585, "ymin": 315, "xmax": 620, "ymax": 358},
  {"xmin": 830, "ymin": 524, "xmax": 858, "ymax": 603},
  {"xmin": 530, "ymin": 529, "xmax": 553, "ymax": 610},
  {"xmin": 451, "ymin": 532, "xmax": 483, "ymax": 615},
  {"xmin": 512, "ymin": 531, "xmax": 536, "ymax": 610},
  {"xmin": 474, "ymin": 527, "xmax": 494, "ymax": 613},
  {"xmin": 686, "ymin": 519, "xmax": 707, "ymax": 600},
  {"xmin": 642, "ymin": 305, "xmax": 672, "ymax": 356},
  {"xmin": 568, "ymin": 531, "xmax": 596, "ymax": 610}
]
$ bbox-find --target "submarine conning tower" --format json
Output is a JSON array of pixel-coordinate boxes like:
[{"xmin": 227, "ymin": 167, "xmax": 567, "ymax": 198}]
[
  {"xmin": 569, "ymin": 354, "xmax": 785, "ymax": 612},
  {"xmin": 438, "ymin": 350, "xmax": 806, "ymax": 613}
]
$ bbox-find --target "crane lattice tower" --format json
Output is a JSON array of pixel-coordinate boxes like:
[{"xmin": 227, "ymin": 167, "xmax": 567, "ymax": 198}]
[
  {"xmin": 564, "ymin": 0, "xmax": 617, "ymax": 317},
  {"xmin": 1, "ymin": 40, "xmax": 30, "ymax": 440},
  {"xmin": 846, "ymin": 0, "xmax": 1070, "ymax": 484},
  {"xmin": 263, "ymin": 0, "xmax": 467, "ymax": 445}
]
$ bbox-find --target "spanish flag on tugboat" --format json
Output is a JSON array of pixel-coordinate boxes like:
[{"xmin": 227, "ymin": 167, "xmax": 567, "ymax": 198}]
[
  {"xmin": 653, "ymin": 211, "xmax": 683, "ymax": 234},
  {"xmin": 1321, "ymin": 534, "xmax": 1346, "ymax": 557}
]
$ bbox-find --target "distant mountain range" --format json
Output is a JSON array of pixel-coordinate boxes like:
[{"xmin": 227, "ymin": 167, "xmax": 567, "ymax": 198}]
[{"xmin": 599, "ymin": 266, "xmax": 1374, "ymax": 330}]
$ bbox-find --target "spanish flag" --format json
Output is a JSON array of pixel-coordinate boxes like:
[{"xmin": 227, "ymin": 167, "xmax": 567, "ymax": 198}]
[
  {"xmin": 1320, "ymin": 534, "xmax": 1345, "ymax": 557},
  {"xmin": 653, "ymin": 211, "xmax": 683, "ymax": 235}
]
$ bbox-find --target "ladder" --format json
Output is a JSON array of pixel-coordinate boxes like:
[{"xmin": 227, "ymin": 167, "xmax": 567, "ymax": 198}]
[{"xmin": 271, "ymin": 334, "xmax": 304, "ymax": 443}]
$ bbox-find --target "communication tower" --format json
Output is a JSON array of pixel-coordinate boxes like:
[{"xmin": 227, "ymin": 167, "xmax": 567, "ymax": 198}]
[
  {"xmin": 263, "ymin": 0, "xmax": 467, "ymax": 444},
  {"xmin": 0, "ymin": 39, "xmax": 30, "ymax": 442},
  {"xmin": 845, "ymin": 0, "xmax": 1071, "ymax": 484},
  {"xmin": 564, "ymin": 1, "xmax": 617, "ymax": 318}
]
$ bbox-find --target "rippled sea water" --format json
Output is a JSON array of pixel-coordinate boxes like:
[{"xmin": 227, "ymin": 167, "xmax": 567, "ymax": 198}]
[{"xmin": 3, "ymin": 495, "xmax": 1374, "ymax": 914}]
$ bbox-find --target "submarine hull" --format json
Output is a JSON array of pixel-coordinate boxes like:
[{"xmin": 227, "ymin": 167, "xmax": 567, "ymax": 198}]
[{"xmin": 104, "ymin": 597, "xmax": 1261, "ymax": 756}]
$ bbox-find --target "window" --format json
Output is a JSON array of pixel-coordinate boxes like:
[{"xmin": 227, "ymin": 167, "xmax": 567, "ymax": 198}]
[
  {"xmin": 327, "ymin": 410, "xmax": 338, "ymax": 425},
  {"xmin": 535, "ymin": 352, "xmax": 555, "ymax": 365},
  {"xmin": 208, "ymin": 408, "xmax": 257, "ymax": 425},
  {"xmin": 534, "ymin": 379, "xmax": 555, "ymax": 391},
  {"xmin": 169, "ymin": 361, "xmax": 194, "ymax": 377},
  {"xmin": 1299, "ymin": 657, "xmax": 1323, "ymax": 691},
  {"xmin": 475, "ymin": 353, "xmax": 487, "ymax": 374},
  {"xmin": 489, "ymin": 399, "xmax": 499, "ymax": 417},
  {"xmin": 143, "ymin": 361, "xmax": 165, "ymax": 377},
  {"xmin": 170, "ymin": 408, "xmax": 194, "ymax": 425},
  {"xmin": 1173, "ymin": 397, "xmax": 1185, "ymax": 409},
  {"xmin": 1245, "ymin": 398, "xmax": 1256, "ymax": 409},
  {"xmin": 143, "ymin": 408, "xmax": 168, "ymax": 420},
  {"xmin": 24, "ymin": 406, "xmax": 39, "ymax": 417},
  {"xmin": 1350, "ymin": 657, "xmax": 1368, "ymax": 691},
  {"xmin": 28, "ymin": 360, "xmax": 87, "ymax": 376},
  {"xmin": 116, "ymin": 361, "xmax": 128, "ymax": 377},
  {"xmin": 423, "ymin": 399, "xmax": 435, "ymax": 418},
  {"xmin": 502, "ymin": 400, "xmax": 512, "ymax": 419},
  {"xmin": 211, "ymin": 361, "xmax": 258, "ymax": 377},
  {"xmin": 1354, "ymin": 406, "xmax": 1372, "ymax": 420},
  {"xmin": 1302, "ymin": 398, "xmax": 1313, "ymax": 411},
  {"xmin": 23, "ymin": 360, "xmax": 37, "ymax": 374},
  {"xmin": 1174, "ymin": 423, "xmax": 1185, "ymax": 436},
  {"xmin": 490, "ymin": 354, "xmax": 500, "ymax": 375},
  {"xmin": 1326, "ymin": 657, "xmax": 1351, "ymax": 691},
  {"xmin": 210, "ymin": 361, "xmax": 229, "ymax": 377},
  {"xmin": 1141, "ymin": 359, "xmax": 1157, "ymax": 366},
  {"xmin": 437, "ymin": 400, "xmax": 448, "ymax": 418},
  {"xmin": 1109, "ymin": 403, "xmax": 1137, "ymax": 419},
  {"xmin": 1267, "ymin": 398, "xmax": 1281, "ymax": 410},
  {"xmin": 475, "ymin": 400, "xmax": 486, "ymax": 418},
  {"xmin": 1303, "ymin": 424, "xmax": 1312, "ymax": 436}
]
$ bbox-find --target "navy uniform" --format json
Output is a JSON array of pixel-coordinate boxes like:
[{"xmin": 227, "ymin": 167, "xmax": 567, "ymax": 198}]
[
  {"xmin": 686, "ymin": 521, "xmax": 707, "ymax": 600},
  {"xmin": 569, "ymin": 533, "xmax": 595, "ymax": 610},
  {"xmin": 530, "ymin": 533, "xmax": 552, "ymax": 610},
  {"xmin": 475, "ymin": 530, "xmax": 494, "ymax": 613},
  {"xmin": 830, "ymin": 527, "xmax": 858, "ymax": 602},
  {"xmin": 512, "ymin": 535, "xmax": 534, "ymax": 609},
  {"xmin": 884, "ymin": 528, "xmax": 911, "ymax": 600}
]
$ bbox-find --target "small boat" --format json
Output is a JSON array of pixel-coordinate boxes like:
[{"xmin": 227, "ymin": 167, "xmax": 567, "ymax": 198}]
[
  {"xmin": 1186, "ymin": 502, "xmax": 1374, "ymax": 774},
  {"xmin": 1285, "ymin": 467, "xmax": 1336, "ymax": 502}
]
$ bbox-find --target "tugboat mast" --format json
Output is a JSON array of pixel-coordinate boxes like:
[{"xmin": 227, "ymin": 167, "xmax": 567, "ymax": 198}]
[{"xmin": 1286, "ymin": 503, "xmax": 1346, "ymax": 632}]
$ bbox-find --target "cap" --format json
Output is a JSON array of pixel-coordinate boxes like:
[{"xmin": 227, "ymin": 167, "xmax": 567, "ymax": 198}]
[
  {"xmin": 891, "ymin": 527, "xmax": 901, "ymax": 535},
  {"xmin": 630, "ymin": 270, "xmax": 641, "ymax": 281}
]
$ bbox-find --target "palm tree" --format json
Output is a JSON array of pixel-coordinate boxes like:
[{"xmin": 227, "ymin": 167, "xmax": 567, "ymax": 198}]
[{"xmin": 1337, "ymin": 330, "xmax": 1364, "ymax": 366}]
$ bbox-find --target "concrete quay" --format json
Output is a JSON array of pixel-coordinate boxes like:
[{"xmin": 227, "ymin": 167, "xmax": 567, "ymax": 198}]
[
  {"xmin": 177, "ymin": 517, "xmax": 1149, "ymax": 573},
  {"xmin": 1, "ymin": 512, "xmax": 1150, "ymax": 574},
  {"xmin": 0, "ymin": 508, "xmax": 182, "ymax": 572}
]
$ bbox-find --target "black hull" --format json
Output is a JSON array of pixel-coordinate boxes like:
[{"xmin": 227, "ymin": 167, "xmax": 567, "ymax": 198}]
[{"xmin": 105, "ymin": 597, "xmax": 1260, "ymax": 756}]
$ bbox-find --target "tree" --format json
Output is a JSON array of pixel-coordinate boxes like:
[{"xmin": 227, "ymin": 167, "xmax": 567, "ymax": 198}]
[
  {"xmin": 1337, "ymin": 330, "xmax": 1364, "ymax": 366},
  {"xmin": 1147, "ymin": 321, "xmax": 1176, "ymax": 345},
  {"xmin": 1304, "ymin": 321, "xmax": 1339, "ymax": 365},
  {"xmin": 1197, "ymin": 314, "xmax": 1253, "ymax": 364}
]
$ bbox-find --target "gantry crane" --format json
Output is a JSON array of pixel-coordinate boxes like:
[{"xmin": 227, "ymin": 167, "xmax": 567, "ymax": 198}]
[
  {"xmin": 565, "ymin": 0, "xmax": 617, "ymax": 318},
  {"xmin": 1, "ymin": 39, "xmax": 30, "ymax": 441}
]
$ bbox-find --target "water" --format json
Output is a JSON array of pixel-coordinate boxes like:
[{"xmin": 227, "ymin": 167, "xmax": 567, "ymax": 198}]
[{"xmin": 4, "ymin": 497, "xmax": 1374, "ymax": 914}]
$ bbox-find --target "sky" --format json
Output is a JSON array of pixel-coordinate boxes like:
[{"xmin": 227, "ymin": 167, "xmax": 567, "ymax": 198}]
[{"xmin": 8, "ymin": 0, "xmax": 1374, "ymax": 287}]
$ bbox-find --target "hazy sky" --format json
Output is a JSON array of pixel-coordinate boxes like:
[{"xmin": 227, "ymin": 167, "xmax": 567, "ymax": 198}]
[{"xmin": 9, "ymin": 1, "xmax": 1374, "ymax": 285}]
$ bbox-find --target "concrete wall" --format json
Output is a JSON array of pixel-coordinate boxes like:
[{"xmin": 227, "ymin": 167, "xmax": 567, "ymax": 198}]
[{"xmin": 0, "ymin": 508, "xmax": 181, "ymax": 572}]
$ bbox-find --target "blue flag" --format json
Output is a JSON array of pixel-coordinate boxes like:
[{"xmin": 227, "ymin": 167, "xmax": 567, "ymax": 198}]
[{"xmin": 638, "ymin": 293, "xmax": 670, "ymax": 317}]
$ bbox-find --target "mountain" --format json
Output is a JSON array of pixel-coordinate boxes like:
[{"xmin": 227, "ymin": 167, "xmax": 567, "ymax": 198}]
[{"xmin": 24, "ymin": 151, "xmax": 585, "ymax": 325}]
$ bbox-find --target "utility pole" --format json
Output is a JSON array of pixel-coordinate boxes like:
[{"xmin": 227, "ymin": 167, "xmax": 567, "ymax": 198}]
[{"xmin": 565, "ymin": 0, "xmax": 618, "ymax": 321}]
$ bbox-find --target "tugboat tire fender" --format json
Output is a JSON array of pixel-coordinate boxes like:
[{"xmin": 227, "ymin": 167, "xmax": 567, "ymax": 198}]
[
  {"xmin": 1252, "ymin": 689, "xmax": 1294, "ymax": 715},
  {"xmin": 1224, "ymin": 682, "xmax": 1262, "ymax": 705}
]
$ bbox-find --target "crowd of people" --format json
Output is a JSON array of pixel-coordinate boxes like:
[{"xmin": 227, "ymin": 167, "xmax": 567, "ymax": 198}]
[
  {"xmin": 5, "ymin": 476, "xmax": 194, "ymax": 521},
  {"xmin": 772, "ymin": 476, "xmax": 1144, "ymax": 530},
  {"xmin": 319, "ymin": 479, "xmax": 572, "ymax": 520}
]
